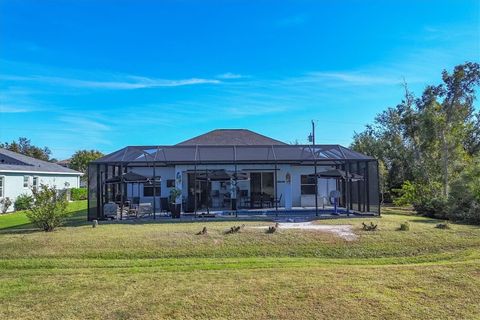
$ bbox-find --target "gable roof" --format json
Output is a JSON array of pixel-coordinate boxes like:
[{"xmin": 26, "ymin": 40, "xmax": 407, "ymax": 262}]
[
  {"xmin": 0, "ymin": 148, "xmax": 82, "ymax": 175},
  {"xmin": 176, "ymin": 129, "xmax": 288, "ymax": 146}
]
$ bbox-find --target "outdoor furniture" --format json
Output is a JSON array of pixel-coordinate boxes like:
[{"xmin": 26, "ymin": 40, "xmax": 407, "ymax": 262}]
[
  {"xmin": 160, "ymin": 197, "xmax": 169, "ymax": 213},
  {"xmin": 262, "ymin": 194, "xmax": 272, "ymax": 208},
  {"xmin": 240, "ymin": 196, "xmax": 250, "ymax": 208},
  {"xmin": 103, "ymin": 202, "xmax": 118, "ymax": 219},
  {"xmin": 138, "ymin": 203, "xmax": 153, "ymax": 217},
  {"xmin": 273, "ymin": 194, "xmax": 282, "ymax": 207}
]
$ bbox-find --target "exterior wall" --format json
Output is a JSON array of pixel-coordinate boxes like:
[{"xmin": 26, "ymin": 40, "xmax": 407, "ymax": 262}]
[
  {"xmin": 0, "ymin": 172, "xmax": 81, "ymax": 212},
  {"xmin": 127, "ymin": 166, "xmax": 175, "ymax": 209},
  {"xmin": 123, "ymin": 164, "xmax": 338, "ymax": 209}
]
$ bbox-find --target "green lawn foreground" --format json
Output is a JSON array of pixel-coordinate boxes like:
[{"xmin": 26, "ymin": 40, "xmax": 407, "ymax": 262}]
[{"xmin": 0, "ymin": 202, "xmax": 479, "ymax": 319}]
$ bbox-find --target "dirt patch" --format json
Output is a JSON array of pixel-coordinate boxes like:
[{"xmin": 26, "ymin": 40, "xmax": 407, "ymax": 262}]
[{"xmin": 253, "ymin": 222, "xmax": 357, "ymax": 241}]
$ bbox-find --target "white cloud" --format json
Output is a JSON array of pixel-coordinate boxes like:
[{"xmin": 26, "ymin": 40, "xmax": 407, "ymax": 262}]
[
  {"xmin": 0, "ymin": 104, "xmax": 31, "ymax": 113},
  {"xmin": 59, "ymin": 116, "xmax": 112, "ymax": 132},
  {"xmin": 305, "ymin": 72, "xmax": 403, "ymax": 86},
  {"xmin": 216, "ymin": 72, "xmax": 245, "ymax": 79},
  {"xmin": 1, "ymin": 73, "xmax": 221, "ymax": 90}
]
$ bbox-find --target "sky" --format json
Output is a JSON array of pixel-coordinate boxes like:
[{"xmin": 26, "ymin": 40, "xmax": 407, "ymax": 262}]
[{"xmin": 0, "ymin": 0, "xmax": 479, "ymax": 159}]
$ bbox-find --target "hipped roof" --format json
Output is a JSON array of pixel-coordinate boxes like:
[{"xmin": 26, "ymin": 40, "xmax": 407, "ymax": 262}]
[{"xmin": 93, "ymin": 144, "xmax": 374, "ymax": 165}]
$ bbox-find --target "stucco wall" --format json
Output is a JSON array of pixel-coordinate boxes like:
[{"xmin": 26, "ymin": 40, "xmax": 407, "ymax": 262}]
[
  {"xmin": 0, "ymin": 172, "xmax": 81, "ymax": 212},
  {"xmin": 127, "ymin": 167, "xmax": 175, "ymax": 208},
  {"xmin": 123, "ymin": 164, "xmax": 338, "ymax": 209}
]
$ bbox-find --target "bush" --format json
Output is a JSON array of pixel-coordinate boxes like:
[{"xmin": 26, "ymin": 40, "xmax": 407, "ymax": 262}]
[
  {"xmin": 0, "ymin": 197, "xmax": 12, "ymax": 214},
  {"xmin": 413, "ymin": 197, "xmax": 448, "ymax": 220},
  {"xmin": 398, "ymin": 221, "xmax": 410, "ymax": 231},
  {"xmin": 70, "ymin": 187, "xmax": 87, "ymax": 201},
  {"xmin": 26, "ymin": 185, "xmax": 69, "ymax": 232},
  {"xmin": 447, "ymin": 158, "xmax": 480, "ymax": 225},
  {"xmin": 14, "ymin": 194, "xmax": 34, "ymax": 211},
  {"xmin": 362, "ymin": 222, "xmax": 377, "ymax": 231}
]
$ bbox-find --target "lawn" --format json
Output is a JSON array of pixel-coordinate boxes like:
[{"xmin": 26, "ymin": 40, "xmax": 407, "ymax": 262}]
[{"xmin": 0, "ymin": 202, "xmax": 479, "ymax": 319}]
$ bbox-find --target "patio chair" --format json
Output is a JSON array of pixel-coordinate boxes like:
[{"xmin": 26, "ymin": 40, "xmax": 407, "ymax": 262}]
[{"xmin": 273, "ymin": 194, "xmax": 282, "ymax": 207}]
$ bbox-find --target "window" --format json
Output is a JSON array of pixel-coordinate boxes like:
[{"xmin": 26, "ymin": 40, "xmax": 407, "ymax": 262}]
[
  {"xmin": 0, "ymin": 176, "xmax": 4, "ymax": 198},
  {"xmin": 144, "ymin": 183, "xmax": 161, "ymax": 197},
  {"xmin": 166, "ymin": 179, "xmax": 175, "ymax": 188},
  {"xmin": 32, "ymin": 177, "xmax": 39, "ymax": 191},
  {"xmin": 301, "ymin": 174, "xmax": 316, "ymax": 195},
  {"xmin": 23, "ymin": 176, "xmax": 29, "ymax": 188}
]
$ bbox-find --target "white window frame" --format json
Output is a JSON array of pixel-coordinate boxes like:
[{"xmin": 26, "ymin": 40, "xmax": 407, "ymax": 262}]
[
  {"xmin": 23, "ymin": 176, "xmax": 30, "ymax": 188},
  {"xmin": 32, "ymin": 176, "xmax": 39, "ymax": 191},
  {"xmin": 0, "ymin": 176, "xmax": 5, "ymax": 198}
]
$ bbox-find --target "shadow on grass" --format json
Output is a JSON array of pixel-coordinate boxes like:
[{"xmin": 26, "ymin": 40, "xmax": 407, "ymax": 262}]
[{"xmin": 408, "ymin": 218, "xmax": 443, "ymax": 225}]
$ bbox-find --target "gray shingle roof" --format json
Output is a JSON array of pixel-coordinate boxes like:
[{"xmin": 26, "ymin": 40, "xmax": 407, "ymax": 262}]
[
  {"xmin": 176, "ymin": 129, "xmax": 288, "ymax": 146},
  {"xmin": 0, "ymin": 148, "xmax": 82, "ymax": 175}
]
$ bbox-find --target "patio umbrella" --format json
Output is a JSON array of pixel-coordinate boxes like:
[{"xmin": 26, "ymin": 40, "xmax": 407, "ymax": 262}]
[
  {"xmin": 105, "ymin": 172, "xmax": 158, "ymax": 184},
  {"xmin": 194, "ymin": 170, "xmax": 249, "ymax": 181}
]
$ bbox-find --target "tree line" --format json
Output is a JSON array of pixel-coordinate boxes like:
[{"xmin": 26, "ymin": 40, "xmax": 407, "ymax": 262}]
[{"xmin": 351, "ymin": 62, "xmax": 480, "ymax": 224}]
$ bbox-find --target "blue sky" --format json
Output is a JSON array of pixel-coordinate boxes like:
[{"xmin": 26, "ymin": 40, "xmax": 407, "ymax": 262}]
[{"xmin": 0, "ymin": 0, "xmax": 479, "ymax": 159}]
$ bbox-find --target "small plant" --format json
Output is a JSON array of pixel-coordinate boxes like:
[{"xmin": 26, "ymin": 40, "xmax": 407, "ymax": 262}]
[
  {"xmin": 435, "ymin": 221, "xmax": 451, "ymax": 229},
  {"xmin": 196, "ymin": 227, "xmax": 208, "ymax": 235},
  {"xmin": 0, "ymin": 197, "xmax": 12, "ymax": 214},
  {"xmin": 169, "ymin": 188, "xmax": 182, "ymax": 203},
  {"xmin": 398, "ymin": 221, "xmax": 410, "ymax": 231},
  {"xmin": 26, "ymin": 184, "xmax": 69, "ymax": 232},
  {"xmin": 225, "ymin": 224, "xmax": 245, "ymax": 234},
  {"xmin": 362, "ymin": 221, "xmax": 378, "ymax": 231},
  {"xmin": 14, "ymin": 194, "xmax": 34, "ymax": 211},
  {"xmin": 266, "ymin": 222, "xmax": 279, "ymax": 234},
  {"xmin": 169, "ymin": 188, "xmax": 182, "ymax": 218}
]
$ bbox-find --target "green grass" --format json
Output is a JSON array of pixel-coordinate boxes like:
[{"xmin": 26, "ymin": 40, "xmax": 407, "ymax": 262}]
[{"xmin": 0, "ymin": 202, "xmax": 479, "ymax": 319}]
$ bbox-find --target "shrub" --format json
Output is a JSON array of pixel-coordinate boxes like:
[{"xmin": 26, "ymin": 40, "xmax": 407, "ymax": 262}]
[
  {"xmin": 266, "ymin": 223, "xmax": 279, "ymax": 234},
  {"xmin": 70, "ymin": 187, "xmax": 87, "ymax": 201},
  {"xmin": 413, "ymin": 197, "xmax": 448, "ymax": 220},
  {"xmin": 14, "ymin": 194, "xmax": 34, "ymax": 211},
  {"xmin": 26, "ymin": 184, "xmax": 69, "ymax": 232},
  {"xmin": 196, "ymin": 227, "xmax": 207, "ymax": 235},
  {"xmin": 225, "ymin": 224, "xmax": 245, "ymax": 234},
  {"xmin": 362, "ymin": 222, "xmax": 377, "ymax": 231},
  {"xmin": 0, "ymin": 197, "xmax": 12, "ymax": 214},
  {"xmin": 398, "ymin": 221, "xmax": 410, "ymax": 231}
]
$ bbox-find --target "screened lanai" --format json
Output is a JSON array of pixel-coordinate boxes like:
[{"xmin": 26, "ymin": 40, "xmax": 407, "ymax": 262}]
[{"xmin": 87, "ymin": 144, "xmax": 380, "ymax": 220}]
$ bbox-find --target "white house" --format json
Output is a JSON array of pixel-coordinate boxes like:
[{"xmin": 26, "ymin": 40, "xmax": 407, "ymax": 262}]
[
  {"xmin": 0, "ymin": 148, "xmax": 83, "ymax": 212},
  {"xmin": 88, "ymin": 129, "xmax": 380, "ymax": 220}
]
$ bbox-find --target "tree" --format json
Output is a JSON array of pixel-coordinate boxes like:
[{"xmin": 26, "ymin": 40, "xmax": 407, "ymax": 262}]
[
  {"xmin": 69, "ymin": 150, "xmax": 104, "ymax": 182},
  {"xmin": 447, "ymin": 155, "xmax": 480, "ymax": 224},
  {"xmin": 351, "ymin": 62, "xmax": 480, "ymax": 211},
  {"xmin": 0, "ymin": 137, "xmax": 51, "ymax": 161},
  {"xmin": 26, "ymin": 184, "xmax": 69, "ymax": 232}
]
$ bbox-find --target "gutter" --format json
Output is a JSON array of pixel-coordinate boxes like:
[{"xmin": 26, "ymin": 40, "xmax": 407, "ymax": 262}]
[{"xmin": 0, "ymin": 170, "xmax": 84, "ymax": 175}]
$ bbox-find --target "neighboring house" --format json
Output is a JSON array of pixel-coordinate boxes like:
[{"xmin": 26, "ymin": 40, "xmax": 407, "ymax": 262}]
[
  {"xmin": 56, "ymin": 159, "xmax": 71, "ymax": 168},
  {"xmin": 0, "ymin": 148, "xmax": 83, "ymax": 212},
  {"xmin": 88, "ymin": 129, "xmax": 380, "ymax": 220}
]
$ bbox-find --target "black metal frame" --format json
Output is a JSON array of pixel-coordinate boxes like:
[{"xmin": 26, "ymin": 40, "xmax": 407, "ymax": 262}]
[{"xmin": 88, "ymin": 144, "xmax": 380, "ymax": 220}]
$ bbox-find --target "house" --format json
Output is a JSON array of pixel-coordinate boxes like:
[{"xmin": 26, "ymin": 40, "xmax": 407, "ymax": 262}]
[
  {"xmin": 0, "ymin": 148, "xmax": 83, "ymax": 212},
  {"xmin": 87, "ymin": 129, "xmax": 380, "ymax": 220}
]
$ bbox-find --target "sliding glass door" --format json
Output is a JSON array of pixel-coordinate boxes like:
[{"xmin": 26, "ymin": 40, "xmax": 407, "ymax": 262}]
[{"xmin": 249, "ymin": 172, "xmax": 274, "ymax": 208}]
